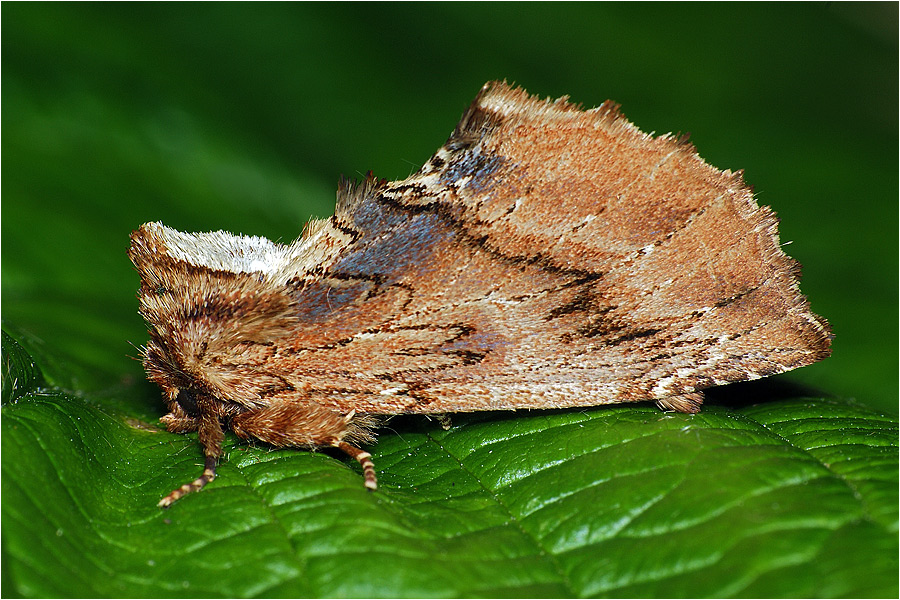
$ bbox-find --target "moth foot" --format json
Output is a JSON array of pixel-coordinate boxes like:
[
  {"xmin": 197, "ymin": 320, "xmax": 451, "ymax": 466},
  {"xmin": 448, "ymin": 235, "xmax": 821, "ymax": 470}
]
[
  {"xmin": 158, "ymin": 455, "xmax": 217, "ymax": 508},
  {"xmin": 335, "ymin": 441, "xmax": 378, "ymax": 490}
]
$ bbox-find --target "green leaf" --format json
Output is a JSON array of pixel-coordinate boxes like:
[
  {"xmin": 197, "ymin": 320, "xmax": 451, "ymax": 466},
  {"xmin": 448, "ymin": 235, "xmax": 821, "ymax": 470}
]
[
  {"xmin": 2, "ymin": 334, "xmax": 897, "ymax": 597},
  {"xmin": 1, "ymin": 331, "xmax": 44, "ymax": 406}
]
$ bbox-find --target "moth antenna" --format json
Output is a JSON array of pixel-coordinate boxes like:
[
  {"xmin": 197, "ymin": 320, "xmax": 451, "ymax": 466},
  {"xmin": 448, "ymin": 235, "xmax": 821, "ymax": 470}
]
[
  {"xmin": 158, "ymin": 455, "xmax": 217, "ymax": 508},
  {"xmin": 335, "ymin": 441, "xmax": 377, "ymax": 490}
]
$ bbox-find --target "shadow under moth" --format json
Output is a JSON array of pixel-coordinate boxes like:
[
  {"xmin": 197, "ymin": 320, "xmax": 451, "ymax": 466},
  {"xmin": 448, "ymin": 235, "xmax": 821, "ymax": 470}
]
[{"xmin": 129, "ymin": 81, "xmax": 832, "ymax": 507}]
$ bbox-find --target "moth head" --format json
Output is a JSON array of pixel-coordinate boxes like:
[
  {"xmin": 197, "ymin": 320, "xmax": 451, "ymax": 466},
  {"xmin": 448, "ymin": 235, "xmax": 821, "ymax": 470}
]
[{"xmin": 128, "ymin": 222, "xmax": 303, "ymax": 410}]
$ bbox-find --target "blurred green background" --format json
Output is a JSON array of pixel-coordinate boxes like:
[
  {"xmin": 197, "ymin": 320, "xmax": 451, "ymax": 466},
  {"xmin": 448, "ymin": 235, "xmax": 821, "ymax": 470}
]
[{"xmin": 3, "ymin": 2, "xmax": 897, "ymax": 416}]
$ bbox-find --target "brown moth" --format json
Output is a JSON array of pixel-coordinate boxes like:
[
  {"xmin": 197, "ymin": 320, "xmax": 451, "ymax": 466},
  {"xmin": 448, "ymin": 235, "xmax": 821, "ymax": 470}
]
[{"xmin": 129, "ymin": 81, "xmax": 832, "ymax": 507}]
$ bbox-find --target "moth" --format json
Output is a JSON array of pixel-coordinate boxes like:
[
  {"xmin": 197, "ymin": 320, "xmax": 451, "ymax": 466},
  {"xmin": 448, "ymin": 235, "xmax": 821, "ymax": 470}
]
[{"xmin": 129, "ymin": 81, "xmax": 832, "ymax": 507}]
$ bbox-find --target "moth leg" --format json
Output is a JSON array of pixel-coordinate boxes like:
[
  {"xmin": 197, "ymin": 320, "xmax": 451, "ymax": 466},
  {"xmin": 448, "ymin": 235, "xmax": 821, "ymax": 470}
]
[
  {"xmin": 160, "ymin": 412, "xmax": 199, "ymax": 433},
  {"xmin": 434, "ymin": 413, "xmax": 453, "ymax": 430},
  {"xmin": 231, "ymin": 401, "xmax": 378, "ymax": 489},
  {"xmin": 158, "ymin": 411, "xmax": 224, "ymax": 508},
  {"xmin": 656, "ymin": 391, "xmax": 704, "ymax": 414},
  {"xmin": 334, "ymin": 441, "xmax": 377, "ymax": 490}
]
